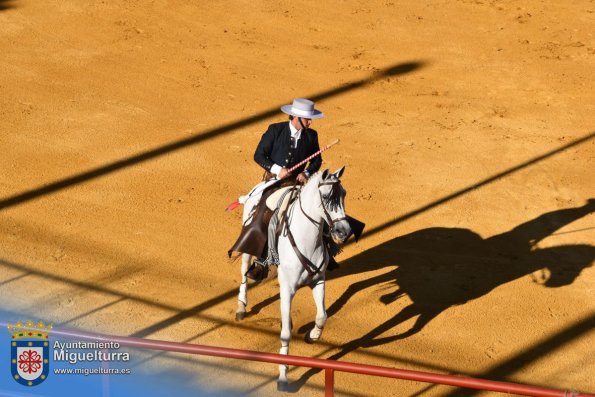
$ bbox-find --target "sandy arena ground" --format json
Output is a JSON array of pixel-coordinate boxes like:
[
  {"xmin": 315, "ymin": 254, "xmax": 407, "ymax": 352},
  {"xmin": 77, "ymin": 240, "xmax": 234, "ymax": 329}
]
[{"xmin": 1, "ymin": 1, "xmax": 594, "ymax": 395}]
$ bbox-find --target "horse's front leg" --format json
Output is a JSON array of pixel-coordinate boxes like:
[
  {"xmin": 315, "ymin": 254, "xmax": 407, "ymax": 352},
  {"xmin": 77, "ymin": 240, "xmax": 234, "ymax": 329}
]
[
  {"xmin": 236, "ymin": 253, "xmax": 251, "ymax": 321},
  {"xmin": 278, "ymin": 282, "xmax": 295, "ymax": 391},
  {"xmin": 305, "ymin": 277, "xmax": 327, "ymax": 344}
]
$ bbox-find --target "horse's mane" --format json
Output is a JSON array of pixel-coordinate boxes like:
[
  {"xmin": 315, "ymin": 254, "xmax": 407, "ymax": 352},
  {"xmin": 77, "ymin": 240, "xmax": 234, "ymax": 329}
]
[{"xmin": 305, "ymin": 171, "xmax": 343, "ymax": 211}]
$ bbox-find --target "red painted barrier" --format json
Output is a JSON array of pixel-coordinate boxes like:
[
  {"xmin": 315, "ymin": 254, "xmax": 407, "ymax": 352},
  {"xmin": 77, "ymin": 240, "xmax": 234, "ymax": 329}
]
[{"xmin": 30, "ymin": 326, "xmax": 595, "ymax": 397}]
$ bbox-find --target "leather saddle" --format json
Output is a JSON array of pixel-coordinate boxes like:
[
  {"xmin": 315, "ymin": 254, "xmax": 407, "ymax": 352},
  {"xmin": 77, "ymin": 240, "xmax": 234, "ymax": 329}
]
[
  {"xmin": 228, "ymin": 174, "xmax": 366, "ymax": 261},
  {"xmin": 228, "ymin": 175, "xmax": 297, "ymax": 259}
]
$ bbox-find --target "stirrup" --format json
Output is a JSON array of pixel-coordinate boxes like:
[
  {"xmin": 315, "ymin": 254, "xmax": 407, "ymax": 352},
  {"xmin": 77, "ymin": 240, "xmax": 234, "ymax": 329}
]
[{"xmin": 245, "ymin": 260, "xmax": 269, "ymax": 281}]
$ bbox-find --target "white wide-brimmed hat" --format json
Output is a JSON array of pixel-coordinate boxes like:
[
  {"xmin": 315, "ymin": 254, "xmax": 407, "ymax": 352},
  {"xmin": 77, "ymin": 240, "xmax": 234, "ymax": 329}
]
[{"xmin": 281, "ymin": 98, "xmax": 324, "ymax": 119}]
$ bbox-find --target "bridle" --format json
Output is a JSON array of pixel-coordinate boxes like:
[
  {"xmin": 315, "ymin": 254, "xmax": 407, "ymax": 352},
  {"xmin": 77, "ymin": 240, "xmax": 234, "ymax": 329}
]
[
  {"xmin": 280, "ymin": 177, "xmax": 347, "ymax": 278},
  {"xmin": 297, "ymin": 179, "xmax": 347, "ymax": 234},
  {"xmin": 316, "ymin": 180, "xmax": 348, "ymax": 232}
]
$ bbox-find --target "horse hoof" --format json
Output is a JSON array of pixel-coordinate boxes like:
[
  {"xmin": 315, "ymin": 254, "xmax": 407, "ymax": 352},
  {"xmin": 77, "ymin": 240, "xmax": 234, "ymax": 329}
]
[
  {"xmin": 277, "ymin": 380, "xmax": 288, "ymax": 392},
  {"xmin": 235, "ymin": 312, "xmax": 245, "ymax": 321},
  {"xmin": 304, "ymin": 332, "xmax": 317, "ymax": 344}
]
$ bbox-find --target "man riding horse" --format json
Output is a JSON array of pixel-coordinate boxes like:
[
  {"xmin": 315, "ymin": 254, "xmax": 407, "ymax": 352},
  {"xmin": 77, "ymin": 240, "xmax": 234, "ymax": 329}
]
[
  {"xmin": 229, "ymin": 98, "xmax": 343, "ymax": 280},
  {"xmin": 255, "ymin": 98, "xmax": 323, "ymax": 187}
]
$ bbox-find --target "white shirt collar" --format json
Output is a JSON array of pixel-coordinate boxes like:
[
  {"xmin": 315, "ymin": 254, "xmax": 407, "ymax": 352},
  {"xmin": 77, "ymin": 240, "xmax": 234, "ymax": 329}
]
[{"xmin": 288, "ymin": 121, "xmax": 302, "ymax": 142}]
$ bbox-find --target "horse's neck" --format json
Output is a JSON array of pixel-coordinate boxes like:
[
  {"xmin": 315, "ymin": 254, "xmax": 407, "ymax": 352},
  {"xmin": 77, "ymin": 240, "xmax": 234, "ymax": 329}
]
[{"xmin": 288, "ymin": 185, "xmax": 323, "ymax": 238}]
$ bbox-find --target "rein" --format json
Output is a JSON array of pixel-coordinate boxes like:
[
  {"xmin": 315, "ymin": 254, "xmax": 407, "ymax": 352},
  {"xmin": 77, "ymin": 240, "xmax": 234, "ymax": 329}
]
[{"xmin": 282, "ymin": 179, "xmax": 345, "ymax": 277}]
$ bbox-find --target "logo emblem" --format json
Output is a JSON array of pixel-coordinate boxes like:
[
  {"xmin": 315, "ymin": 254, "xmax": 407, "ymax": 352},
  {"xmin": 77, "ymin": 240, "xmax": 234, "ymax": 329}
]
[{"xmin": 8, "ymin": 320, "xmax": 52, "ymax": 387}]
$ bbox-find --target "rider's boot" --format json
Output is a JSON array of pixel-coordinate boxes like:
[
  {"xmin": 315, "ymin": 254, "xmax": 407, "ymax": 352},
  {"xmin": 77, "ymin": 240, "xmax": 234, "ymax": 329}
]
[
  {"xmin": 246, "ymin": 259, "xmax": 268, "ymax": 281},
  {"xmin": 327, "ymin": 255, "xmax": 340, "ymax": 271},
  {"xmin": 322, "ymin": 230, "xmax": 341, "ymax": 271},
  {"xmin": 246, "ymin": 248, "xmax": 278, "ymax": 281}
]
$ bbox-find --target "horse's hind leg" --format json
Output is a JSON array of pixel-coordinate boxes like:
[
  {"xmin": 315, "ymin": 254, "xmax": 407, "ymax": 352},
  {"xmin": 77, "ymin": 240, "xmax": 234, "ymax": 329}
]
[
  {"xmin": 236, "ymin": 253, "xmax": 251, "ymax": 321},
  {"xmin": 278, "ymin": 283, "xmax": 295, "ymax": 391},
  {"xmin": 305, "ymin": 278, "xmax": 327, "ymax": 344}
]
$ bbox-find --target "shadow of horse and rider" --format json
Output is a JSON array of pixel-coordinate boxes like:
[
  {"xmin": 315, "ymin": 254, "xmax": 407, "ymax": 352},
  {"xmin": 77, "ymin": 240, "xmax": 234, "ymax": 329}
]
[{"xmin": 286, "ymin": 199, "xmax": 594, "ymax": 390}]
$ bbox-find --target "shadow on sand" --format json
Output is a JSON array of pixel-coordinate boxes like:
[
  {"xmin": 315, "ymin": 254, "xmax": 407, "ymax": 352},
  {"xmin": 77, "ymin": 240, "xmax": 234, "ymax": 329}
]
[
  {"xmin": 0, "ymin": 0, "xmax": 15, "ymax": 11},
  {"xmin": 0, "ymin": 61, "xmax": 423, "ymax": 211},
  {"xmin": 289, "ymin": 200, "xmax": 594, "ymax": 392}
]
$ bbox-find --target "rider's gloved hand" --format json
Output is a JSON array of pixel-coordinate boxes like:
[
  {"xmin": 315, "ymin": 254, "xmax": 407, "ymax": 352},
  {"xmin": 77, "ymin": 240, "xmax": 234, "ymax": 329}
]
[
  {"xmin": 278, "ymin": 168, "xmax": 290, "ymax": 179},
  {"xmin": 297, "ymin": 173, "xmax": 308, "ymax": 184}
]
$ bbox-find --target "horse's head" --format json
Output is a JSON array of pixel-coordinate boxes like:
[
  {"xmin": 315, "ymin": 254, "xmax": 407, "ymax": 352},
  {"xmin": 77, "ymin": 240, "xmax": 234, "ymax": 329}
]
[{"xmin": 316, "ymin": 166, "xmax": 351, "ymax": 244}]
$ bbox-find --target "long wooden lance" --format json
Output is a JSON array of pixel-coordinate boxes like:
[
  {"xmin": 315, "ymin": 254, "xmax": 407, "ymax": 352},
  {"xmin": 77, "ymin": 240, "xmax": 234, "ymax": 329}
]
[{"xmin": 225, "ymin": 139, "xmax": 340, "ymax": 212}]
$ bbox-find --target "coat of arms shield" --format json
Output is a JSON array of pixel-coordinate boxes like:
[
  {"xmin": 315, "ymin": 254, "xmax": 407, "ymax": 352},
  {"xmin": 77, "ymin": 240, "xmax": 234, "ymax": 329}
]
[{"xmin": 8, "ymin": 320, "xmax": 51, "ymax": 387}]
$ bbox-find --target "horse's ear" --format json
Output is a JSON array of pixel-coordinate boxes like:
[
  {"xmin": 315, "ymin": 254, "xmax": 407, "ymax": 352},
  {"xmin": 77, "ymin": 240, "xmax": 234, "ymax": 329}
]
[
  {"xmin": 333, "ymin": 166, "xmax": 345, "ymax": 179},
  {"xmin": 321, "ymin": 169, "xmax": 329, "ymax": 180}
]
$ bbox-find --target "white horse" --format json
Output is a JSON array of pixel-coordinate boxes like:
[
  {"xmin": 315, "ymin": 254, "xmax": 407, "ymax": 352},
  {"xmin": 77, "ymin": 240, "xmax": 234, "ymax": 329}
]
[{"xmin": 236, "ymin": 167, "xmax": 351, "ymax": 391}]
